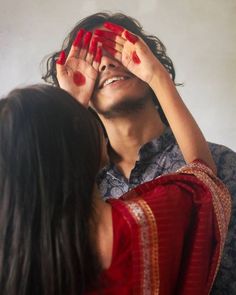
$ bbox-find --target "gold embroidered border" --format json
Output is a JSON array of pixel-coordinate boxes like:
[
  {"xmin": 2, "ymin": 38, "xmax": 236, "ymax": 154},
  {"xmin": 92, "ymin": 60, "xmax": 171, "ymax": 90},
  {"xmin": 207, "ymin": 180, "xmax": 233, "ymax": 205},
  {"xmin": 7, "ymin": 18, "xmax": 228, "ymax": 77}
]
[
  {"xmin": 125, "ymin": 199, "xmax": 160, "ymax": 295},
  {"xmin": 177, "ymin": 161, "xmax": 232, "ymax": 289}
]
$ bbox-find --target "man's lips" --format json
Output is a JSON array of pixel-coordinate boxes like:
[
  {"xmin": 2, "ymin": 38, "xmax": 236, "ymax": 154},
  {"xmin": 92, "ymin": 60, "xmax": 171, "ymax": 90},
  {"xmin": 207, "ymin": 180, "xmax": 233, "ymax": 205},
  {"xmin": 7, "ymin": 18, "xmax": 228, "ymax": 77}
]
[{"xmin": 98, "ymin": 73, "xmax": 132, "ymax": 89}]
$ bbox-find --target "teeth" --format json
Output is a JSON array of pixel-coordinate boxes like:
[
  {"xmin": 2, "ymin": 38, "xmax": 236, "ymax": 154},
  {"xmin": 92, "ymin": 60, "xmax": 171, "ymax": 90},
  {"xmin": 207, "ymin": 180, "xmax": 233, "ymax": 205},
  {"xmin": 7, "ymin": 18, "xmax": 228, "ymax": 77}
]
[{"xmin": 103, "ymin": 76, "xmax": 125, "ymax": 87}]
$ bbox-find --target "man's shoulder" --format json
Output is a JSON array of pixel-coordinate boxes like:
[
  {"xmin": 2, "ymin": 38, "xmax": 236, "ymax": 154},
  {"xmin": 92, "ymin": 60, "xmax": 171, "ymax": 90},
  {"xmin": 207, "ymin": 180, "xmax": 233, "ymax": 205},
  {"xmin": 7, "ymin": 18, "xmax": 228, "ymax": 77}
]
[
  {"xmin": 158, "ymin": 141, "xmax": 236, "ymax": 186},
  {"xmin": 207, "ymin": 142, "xmax": 236, "ymax": 176},
  {"xmin": 208, "ymin": 141, "xmax": 236, "ymax": 156},
  {"xmin": 169, "ymin": 141, "xmax": 236, "ymax": 164}
]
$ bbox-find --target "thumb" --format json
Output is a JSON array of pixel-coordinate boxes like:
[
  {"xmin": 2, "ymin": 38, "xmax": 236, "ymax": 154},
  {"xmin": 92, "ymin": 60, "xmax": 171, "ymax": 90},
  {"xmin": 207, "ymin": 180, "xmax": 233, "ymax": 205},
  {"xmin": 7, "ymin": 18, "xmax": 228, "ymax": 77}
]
[{"xmin": 56, "ymin": 51, "xmax": 67, "ymax": 78}]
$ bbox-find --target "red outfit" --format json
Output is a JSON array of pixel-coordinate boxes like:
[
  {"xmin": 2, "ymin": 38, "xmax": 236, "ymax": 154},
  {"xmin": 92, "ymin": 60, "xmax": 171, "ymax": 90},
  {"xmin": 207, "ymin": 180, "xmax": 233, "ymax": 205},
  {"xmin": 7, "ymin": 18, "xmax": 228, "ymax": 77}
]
[{"xmin": 86, "ymin": 162, "xmax": 231, "ymax": 294}]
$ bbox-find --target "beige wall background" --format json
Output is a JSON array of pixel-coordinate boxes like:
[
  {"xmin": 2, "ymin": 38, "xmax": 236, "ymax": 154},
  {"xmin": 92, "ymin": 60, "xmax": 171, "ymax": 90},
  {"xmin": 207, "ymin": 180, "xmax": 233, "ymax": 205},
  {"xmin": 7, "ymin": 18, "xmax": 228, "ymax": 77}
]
[{"xmin": 0, "ymin": 0, "xmax": 235, "ymax": 150}]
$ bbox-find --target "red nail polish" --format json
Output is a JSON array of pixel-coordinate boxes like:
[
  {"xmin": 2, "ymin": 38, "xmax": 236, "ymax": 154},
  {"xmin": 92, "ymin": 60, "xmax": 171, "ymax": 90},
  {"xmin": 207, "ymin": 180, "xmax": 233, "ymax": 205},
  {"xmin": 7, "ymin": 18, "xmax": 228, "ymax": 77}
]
[
  {"xmin": 94, "ymin": 29, "xmax": 118, "ymax": 40},
  {"xmin": 124, "ymin": 30, "xmax": 138, "ymax": 44},
  {"xmin": 94, "ymin": 47, "xmax": 102, "ymax": 63},
  {"xmin": 56, "ymin": 51, "xmax": 66, "ymax": 65},
  {"xmin": 73, "ymin": 71, "xmax": 86, "ymax": 86},
  {"xmin": 89, "ymin": 38, "xmax": 98, "ymax": 55},
  {"xmin": 83, "ymin": 31, "xmax": 92, "ymax": 48},
  {"xmin": 96, "ymin": 37, "xmax": 115, "ymax": 49},
  {"xmin": 94, "ymin": 36, "xmax": 105, "ymax": 42},
  {"xmin": 73, "ymin": 29, "xmax": 85, "ymax": 47},
  {"xmin": 132, "ymin": 51, "xmax": 141, "ymax": 64},
  {"xmin": 103, "ymin": 22, "xmax": 124, "ymax": 35}
]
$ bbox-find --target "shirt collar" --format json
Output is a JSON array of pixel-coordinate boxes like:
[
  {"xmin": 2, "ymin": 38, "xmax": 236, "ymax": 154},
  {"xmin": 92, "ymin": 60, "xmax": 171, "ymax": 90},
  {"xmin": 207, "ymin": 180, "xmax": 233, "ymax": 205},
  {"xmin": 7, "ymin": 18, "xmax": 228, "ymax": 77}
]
[
  {"xmin": 138, "ymin": 126, "xmax": 175, "ymax": 162},
  {"xmin": 99, "ymin": 127, "xmax": 175, "ymax": 176}
]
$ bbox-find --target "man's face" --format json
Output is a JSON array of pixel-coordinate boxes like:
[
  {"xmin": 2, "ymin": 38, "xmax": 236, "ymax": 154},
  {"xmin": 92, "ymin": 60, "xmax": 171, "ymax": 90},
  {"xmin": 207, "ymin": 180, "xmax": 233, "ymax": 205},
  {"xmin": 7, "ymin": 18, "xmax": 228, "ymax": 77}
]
[{"xmin": 90, "ymin": 27, "xmax": 152, "ymax": 116}]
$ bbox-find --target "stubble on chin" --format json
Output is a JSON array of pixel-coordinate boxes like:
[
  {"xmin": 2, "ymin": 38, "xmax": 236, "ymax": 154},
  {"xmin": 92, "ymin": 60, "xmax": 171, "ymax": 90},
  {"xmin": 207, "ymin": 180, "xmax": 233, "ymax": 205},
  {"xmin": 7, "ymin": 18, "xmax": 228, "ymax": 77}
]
[{"xmin": 93, "ymin": 96, "xmax": 149, "ymax": 119}]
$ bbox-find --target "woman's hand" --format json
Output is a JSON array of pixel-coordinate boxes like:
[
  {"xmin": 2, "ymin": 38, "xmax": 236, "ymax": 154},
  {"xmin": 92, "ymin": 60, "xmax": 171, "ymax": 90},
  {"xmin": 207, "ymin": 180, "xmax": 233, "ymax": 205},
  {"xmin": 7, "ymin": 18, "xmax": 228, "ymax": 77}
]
[
  {"xmin": 56, "ymin": 30, "xmax": 102, "ymax": 107},
  {"xmin": 94, "ymin": 22, "xmax": 167, "ymax": 86}
]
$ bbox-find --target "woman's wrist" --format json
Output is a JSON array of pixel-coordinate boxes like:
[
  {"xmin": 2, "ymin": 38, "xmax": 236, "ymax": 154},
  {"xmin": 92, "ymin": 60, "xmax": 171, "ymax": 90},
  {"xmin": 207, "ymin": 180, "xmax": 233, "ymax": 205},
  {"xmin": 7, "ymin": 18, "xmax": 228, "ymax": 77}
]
[{"xmin": 149, "ymin": 65, "xmax": 173, "ymax": 93}]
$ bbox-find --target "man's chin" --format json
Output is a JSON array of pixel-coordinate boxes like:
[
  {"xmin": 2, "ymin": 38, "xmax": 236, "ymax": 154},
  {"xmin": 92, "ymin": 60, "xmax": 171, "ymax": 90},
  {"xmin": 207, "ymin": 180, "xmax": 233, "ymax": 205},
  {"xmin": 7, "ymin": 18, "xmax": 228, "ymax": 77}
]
[{"xmin": 92, "ymin": 96, "xmax": 148, "ymax": 119}]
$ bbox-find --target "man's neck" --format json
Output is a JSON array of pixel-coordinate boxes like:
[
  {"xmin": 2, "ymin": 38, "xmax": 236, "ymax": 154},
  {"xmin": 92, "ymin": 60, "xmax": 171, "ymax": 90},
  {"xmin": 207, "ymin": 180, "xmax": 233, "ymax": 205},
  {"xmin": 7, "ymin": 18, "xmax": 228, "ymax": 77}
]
[{"xmin": 100, "ymin": 102, "xmax": 165, "ymax": 179}]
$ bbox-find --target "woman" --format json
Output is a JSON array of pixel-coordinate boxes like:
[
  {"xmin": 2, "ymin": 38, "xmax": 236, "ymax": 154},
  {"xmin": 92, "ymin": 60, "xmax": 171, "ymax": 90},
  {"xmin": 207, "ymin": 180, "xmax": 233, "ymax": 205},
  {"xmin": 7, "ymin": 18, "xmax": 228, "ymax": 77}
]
[
  {"xmin": 0, "ymin": 86, "xmax": 231, "ymax": 295},
  {"xmin": 0, "ymin": 27, "xmax": 231, "ymax": 295}
]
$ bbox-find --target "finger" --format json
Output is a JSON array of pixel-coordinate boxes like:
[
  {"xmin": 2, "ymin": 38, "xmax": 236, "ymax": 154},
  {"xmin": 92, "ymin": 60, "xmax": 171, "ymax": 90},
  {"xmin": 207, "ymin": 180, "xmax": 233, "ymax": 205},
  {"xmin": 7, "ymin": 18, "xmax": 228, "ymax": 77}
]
[
  {"xmin": 79, "ymin": 31, "xmax": 92, "ymax": 59},
  {"xmin": 56, "ymin": 51, "xmax": 67, "ymax": 80},
  {"xmin": 67, "ymin": 46, "xmax": 79, "ymax": 60},
  {"xmin": 102, "ymin": 45, "xmax": 122, "ymax": 62},
  {"xmin": 124, "ymin": 30, "xmax": 139, "ymax": 44},
  {"xmin": 93, "ymin": 46, "xmax": 102, "ymax": 70},
  {"xmin": 56, "ymin": 50, "xmax": 66, "ymax": 65},
  {"xmin": 73, "ymin": 29, "xmax": 86, "ymax": 47},
  {"xmin": 67, "ymin": 29, "xmax": 85, "ymax": 59},
  {"xmin": 86, "ymin": 37, "xmax": 98, "ymax": 64},
  {"xmin": 95, "ymin": 36, "xmax": 123, "ymax": 53},
  {"xmin": 101, "ymin": 23, "xmax": 139, "ymax": 45},
  {"xmin": 94, "ymin": 29, "xmax": 125, "ymax": 45},
  {"xmin": 103, "ymin": 22, "xmax": 125, "ymax": 36}
]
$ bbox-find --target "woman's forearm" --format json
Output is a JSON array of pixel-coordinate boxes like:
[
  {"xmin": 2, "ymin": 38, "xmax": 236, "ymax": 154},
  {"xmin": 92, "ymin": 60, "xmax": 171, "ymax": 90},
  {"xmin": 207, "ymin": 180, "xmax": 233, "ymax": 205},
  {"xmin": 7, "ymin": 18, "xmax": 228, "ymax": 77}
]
[{"xmin": 149, "ymin": 68, "xmax": 216, "ymax": 173}]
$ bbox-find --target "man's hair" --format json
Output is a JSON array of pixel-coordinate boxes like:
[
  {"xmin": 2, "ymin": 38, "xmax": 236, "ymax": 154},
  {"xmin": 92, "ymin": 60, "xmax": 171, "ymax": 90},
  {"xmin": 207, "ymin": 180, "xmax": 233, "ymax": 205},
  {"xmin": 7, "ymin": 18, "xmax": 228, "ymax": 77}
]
[
  {"xmin": 42, "ymin": 11, "xmax": 176, "ymax": 125},
  {"xmin": 0, "ymin": 84, "xmax": 102, "ymax": 294}
]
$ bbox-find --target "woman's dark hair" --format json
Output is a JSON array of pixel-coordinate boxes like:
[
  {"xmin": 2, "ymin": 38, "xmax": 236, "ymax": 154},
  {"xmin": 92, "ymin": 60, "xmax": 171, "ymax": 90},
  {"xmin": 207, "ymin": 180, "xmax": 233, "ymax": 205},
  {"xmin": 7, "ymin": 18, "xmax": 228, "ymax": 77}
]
[
  {"xmin": 0, "ymin": 84, "xmax": 102, "ymax": 295},
  {"xmin": 42, "ymin": 12, "xmax": 177, "ymax": 126}
]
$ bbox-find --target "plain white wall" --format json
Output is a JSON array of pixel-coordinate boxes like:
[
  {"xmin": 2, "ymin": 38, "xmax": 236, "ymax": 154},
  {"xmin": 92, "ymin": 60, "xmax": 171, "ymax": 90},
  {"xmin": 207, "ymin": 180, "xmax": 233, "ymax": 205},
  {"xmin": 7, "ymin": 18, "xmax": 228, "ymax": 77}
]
[{"xmin": 0, "ymin": 0, "xmax": 235, "ymax": 150}]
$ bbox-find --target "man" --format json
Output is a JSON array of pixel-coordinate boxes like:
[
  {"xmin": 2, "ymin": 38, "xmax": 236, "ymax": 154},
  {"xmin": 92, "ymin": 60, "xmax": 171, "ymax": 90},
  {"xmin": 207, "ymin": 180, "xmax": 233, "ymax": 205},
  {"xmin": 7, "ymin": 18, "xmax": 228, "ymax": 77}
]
[{"xmin": 43, "ymin": 12, "xmax": 236, "ymax": 294}]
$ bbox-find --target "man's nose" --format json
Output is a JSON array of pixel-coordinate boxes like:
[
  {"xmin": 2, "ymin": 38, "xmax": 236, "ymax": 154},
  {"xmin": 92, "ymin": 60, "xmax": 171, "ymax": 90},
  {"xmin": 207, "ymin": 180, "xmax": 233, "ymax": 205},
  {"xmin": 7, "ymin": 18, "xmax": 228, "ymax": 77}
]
[{"xmin": 98, "ymin": 55, "xmax": 120, "ymax": 72}]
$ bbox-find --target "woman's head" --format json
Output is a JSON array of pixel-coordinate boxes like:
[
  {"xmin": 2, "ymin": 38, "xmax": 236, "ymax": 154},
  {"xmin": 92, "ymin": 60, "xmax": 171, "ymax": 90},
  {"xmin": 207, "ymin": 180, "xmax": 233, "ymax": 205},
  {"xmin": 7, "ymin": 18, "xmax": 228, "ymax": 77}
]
[{"xmin": 0, "ymin": 84, "xmax": 102, "ymax": 294}]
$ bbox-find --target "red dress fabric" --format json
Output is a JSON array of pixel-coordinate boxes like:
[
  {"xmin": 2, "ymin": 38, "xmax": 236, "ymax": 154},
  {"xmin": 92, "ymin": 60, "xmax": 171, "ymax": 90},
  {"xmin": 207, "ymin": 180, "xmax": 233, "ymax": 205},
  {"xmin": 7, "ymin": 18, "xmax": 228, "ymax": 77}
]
[
  {"xmin": 87, "ymin": 207, "xmax": 133, "ymax": 294},
  {"xmin": 86, "ymin": 162, "xmax": 231, "ymax": 294}
]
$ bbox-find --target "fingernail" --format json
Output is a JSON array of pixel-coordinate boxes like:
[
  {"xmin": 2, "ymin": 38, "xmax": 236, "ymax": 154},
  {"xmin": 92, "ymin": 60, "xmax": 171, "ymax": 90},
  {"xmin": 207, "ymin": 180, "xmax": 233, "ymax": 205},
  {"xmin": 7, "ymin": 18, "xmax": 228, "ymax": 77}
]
[
  {"xmin": 94, "ymin": 29, "xmax": 118, "ymax": 40},
  {"xmin": 124, "ymin": 30, "xmax": 138, "ymax": 44},
  {"xmin": 56, "ymin": 50, "xmax": 66, "ymax": 65},
  {"xmin": 73, "ymin": 29, "xmax": 86, "ymax": 47},
  {"xmin": 95, "ymin": 37, "xmax": 115, "ymax": 49},
  {"xmin": 89, "ymin": 37, "xmax": 98, "ymax": 55},
  {"xmin": 94, "ymin": 46, "xmax": 102, "ymax": 63},
  {"xmin": 83, "ymin": 31, "xmax": 92, "ymax": 48},
  {"xmin": 103, "ymin": 22, "xmax": 124, "ymax": 35}
]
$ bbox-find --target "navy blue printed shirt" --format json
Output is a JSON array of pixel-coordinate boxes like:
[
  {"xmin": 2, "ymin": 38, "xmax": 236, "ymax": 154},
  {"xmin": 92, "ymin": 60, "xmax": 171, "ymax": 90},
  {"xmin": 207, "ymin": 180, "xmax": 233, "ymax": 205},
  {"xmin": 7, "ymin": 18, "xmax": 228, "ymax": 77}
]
[{"xmin": 97, "ymin": 127, "xmax": 236, "ymax": 295}]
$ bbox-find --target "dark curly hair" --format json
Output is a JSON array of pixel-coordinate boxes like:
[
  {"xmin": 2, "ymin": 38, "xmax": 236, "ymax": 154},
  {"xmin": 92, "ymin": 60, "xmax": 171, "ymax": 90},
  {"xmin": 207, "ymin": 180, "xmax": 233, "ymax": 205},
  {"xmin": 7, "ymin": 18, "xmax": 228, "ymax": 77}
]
[{"xmin": 42, "ymin": 12, "xmax": 177, "ymax": 126}]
